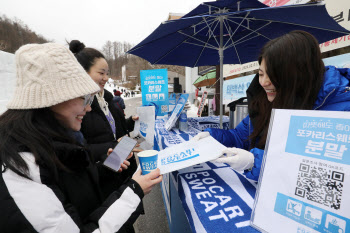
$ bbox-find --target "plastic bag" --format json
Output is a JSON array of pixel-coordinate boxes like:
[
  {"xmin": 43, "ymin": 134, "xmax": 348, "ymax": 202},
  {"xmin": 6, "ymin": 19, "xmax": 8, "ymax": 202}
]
[{"xmin": 133, "ymin": 105, "xmax": 156, "ymax": 146}]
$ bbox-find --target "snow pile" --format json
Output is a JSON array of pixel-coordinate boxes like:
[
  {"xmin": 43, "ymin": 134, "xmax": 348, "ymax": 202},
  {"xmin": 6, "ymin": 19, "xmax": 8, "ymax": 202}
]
[
  {"xmin": 0, "ymin": 51, "xmax": 16, "ymax": 114},
  {"xmin": 104, "ymin": 80, "xmax": 141, "ymax": 100}
]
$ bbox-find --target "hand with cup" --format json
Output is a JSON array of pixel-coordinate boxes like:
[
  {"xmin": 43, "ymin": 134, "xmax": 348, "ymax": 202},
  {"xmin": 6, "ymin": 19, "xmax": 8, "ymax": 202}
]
[
  {"xmin": 132, "ymin": 150, "xmax": 162, "ymax": 195},
  {"xmin": 132, "ymin": 168, "xmax": 162, "ymax": 195},
  {"xmin": 137, "ymin": 150, "xmax": 159, "ymax": 175}
]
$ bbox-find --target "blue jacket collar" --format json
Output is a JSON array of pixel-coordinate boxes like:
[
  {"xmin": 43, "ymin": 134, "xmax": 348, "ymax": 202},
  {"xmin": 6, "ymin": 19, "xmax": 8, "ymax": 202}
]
[{"xmin": 313, "ymin": 66, "xmax": 350, "ymax": 110}]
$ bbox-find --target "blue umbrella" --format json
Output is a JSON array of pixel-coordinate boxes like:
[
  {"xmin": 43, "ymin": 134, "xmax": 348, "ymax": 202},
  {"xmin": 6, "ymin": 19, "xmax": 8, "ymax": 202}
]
[
  {"xmin": 128, "ymin": 1, "xmax": 349, "ymax": 128},
  {"xmin": 183, "ymin": 0, "xmax": 266, "ymax": 18}
]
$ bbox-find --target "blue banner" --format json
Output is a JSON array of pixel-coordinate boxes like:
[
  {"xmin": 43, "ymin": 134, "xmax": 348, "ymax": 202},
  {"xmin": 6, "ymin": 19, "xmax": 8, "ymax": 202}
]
[
  {"xmin": 140, "ymin": 69, "xmax": 169, "ymax": 116},
  {"xmin": 168, "ymin": 93, "xmax": 176, "ymax": 116},
  {"xmin": 178, "ymin": 167, "xmax": 258, "ymax": 233},
  {"xmin": 285, "ymin": 116, "xmax": 350, "ymax": 165},
  {"xmin": 223, "ymin": 74, "xmax": 254, "ymax": 104},
  {"xmin": 323, "ymin": 53, "xmax": 350, "ymax": 68},
  {"xmin": 274, "ymin": 193, "xmax": 349, "ymax": 233}
]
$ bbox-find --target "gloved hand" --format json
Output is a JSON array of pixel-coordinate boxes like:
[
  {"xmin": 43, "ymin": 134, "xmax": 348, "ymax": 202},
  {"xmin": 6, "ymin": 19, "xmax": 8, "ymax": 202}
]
[
  {"xmin": 212, "ymin": 147, "xmax": 254, "ymax": 171},
  {"xmin": 190, "ymin": 131, "xmax": 210, "ymax": 141}
]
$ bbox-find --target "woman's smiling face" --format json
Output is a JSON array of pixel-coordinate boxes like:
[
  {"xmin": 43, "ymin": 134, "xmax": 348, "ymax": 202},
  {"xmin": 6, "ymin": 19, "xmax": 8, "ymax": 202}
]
[
  {"xmin": 88, "ymin": 58, "xmax": 109, "ymax": 92},
  {"xmin": 259, "ymin": 59, "xmax": 276, "ymax": 102},
  {"xmin": 50, "ymin": 97, "xmax": 91, "ymax": 131}
]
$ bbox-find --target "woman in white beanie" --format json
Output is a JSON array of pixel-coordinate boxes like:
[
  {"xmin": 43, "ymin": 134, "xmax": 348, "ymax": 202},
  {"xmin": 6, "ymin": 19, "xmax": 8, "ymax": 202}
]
[{"xmin": 0, "ymin": 43, "xmax": 162, "ymax": 233}]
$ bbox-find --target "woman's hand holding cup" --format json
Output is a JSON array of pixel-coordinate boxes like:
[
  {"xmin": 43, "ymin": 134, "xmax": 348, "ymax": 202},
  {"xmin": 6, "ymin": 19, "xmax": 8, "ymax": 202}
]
[{"xmin": 132, "ymin": 168, "xmax": 162, "ymax": 195}]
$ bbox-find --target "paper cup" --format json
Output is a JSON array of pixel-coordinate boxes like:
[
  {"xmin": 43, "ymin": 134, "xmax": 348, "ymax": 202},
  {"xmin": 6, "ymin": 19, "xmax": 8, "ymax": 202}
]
[{"xmin": 137, "ymin": 150, "xmax": 158, "ymax": 175}]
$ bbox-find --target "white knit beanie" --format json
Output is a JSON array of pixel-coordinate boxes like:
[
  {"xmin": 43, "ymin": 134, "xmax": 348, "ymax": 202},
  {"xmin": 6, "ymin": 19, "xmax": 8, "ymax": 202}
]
[{"xmin": 7, "ymin": 43, "xmax": 100, "ymax": 109}]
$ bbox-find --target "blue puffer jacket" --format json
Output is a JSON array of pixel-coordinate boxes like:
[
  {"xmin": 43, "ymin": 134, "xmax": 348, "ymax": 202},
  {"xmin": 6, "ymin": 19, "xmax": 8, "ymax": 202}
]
[{"xmin": 206, "ymin": 66, "xmax": 350, "ymax": 181}]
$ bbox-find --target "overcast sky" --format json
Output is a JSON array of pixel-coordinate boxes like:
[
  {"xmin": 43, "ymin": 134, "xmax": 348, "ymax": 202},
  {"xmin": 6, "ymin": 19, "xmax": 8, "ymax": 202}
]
[{"xmin": 1, "ymin": 0, "xmax": 204, "ymax": 50}]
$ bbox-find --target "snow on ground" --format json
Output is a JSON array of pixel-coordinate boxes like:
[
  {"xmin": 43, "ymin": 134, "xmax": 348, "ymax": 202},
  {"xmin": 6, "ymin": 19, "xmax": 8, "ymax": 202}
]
[
  {"xmin": 104, "ymin": 81, "xmax": 141, "ymax": 100},
  {"xmin": 0, "ymin": 51, "xmax": 16, "ymax": 114}
]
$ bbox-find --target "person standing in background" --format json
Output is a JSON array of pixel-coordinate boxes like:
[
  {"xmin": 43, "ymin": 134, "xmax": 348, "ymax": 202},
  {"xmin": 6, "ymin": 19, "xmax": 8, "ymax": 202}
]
[
  {"xmin": 69, "ymin": 40, "xmax": 139, "ymax": 198},
  {"xmin": 112, "ymin": 90, "xmax": 126, "ymax": 114}
]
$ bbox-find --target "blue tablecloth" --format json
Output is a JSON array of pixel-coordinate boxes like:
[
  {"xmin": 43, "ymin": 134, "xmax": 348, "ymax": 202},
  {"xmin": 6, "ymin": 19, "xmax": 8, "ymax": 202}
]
[
  {"xmin": 188, "ymin": 116, "xmax": 230, "ymax": 131},
  {"xmin": 155, "ymin": 117, "xmax": 260, "ymax": 233}
]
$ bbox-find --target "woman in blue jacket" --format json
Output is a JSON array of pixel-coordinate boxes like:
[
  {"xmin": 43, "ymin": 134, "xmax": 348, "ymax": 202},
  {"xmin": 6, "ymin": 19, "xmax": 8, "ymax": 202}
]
[{"xmin": 193, "ymin": 30, "xmax": 350, "ymax": 181}]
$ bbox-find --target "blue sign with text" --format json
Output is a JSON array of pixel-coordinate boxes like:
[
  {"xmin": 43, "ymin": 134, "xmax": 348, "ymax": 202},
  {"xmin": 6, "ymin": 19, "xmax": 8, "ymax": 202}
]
[
  {"xmin": 274, "ymin": 193, "xmax": 349, "ymax": 233},
  {"xmin": 285, "ymin": 116, "xmax": 350, "ymax": 165},
  {"xmin": 223, "ymin": 74, "xmax": 254, "ymax": 103},
  {"xmin": 140, "ymin": 69, "xmax": 168, "ymax": 116}
]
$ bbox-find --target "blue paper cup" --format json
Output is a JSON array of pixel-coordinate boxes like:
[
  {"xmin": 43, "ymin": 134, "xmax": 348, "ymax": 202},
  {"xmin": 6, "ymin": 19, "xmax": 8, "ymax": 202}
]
[{"xmin": 138, "ymin": 150, "xmax": 158, "ymax": 175}]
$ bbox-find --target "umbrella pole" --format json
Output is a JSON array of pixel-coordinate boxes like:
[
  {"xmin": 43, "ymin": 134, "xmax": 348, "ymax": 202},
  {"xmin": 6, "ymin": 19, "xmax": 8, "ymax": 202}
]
[{"xmin": 219, "ymin": 15, "xmax": 224, "ymax": 129}]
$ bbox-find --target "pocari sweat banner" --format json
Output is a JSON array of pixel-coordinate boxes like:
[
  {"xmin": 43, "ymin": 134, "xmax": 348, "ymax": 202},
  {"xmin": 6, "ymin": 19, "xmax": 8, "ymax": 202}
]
[{"xmin": 140, "ymin": 69, "xmax": 169, "ymax": 116}]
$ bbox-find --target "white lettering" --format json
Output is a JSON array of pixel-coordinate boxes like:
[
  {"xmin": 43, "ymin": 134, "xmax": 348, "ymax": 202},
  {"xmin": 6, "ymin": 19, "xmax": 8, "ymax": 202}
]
[
  {"xmin": 196, "ymin": 191, "xmax": 212, "ymax": 199},
  {"xmin": 225, "ymin": 206, "xmax": 244, "ymax": 219},
  {"xmin": 203, "ymin": 178, "xmax": 216, "ymax": 185},
  {"xmin": 209, "ymin": 186, "xmax": 224, "ymax": 194},
  {"xmin": 200, "ymin": 201, "xmax": 218, "ymax": 213},
  {"xmin": 185, "ymin": 173, "xmax": 197, "ymax": 179},
  {"xmin": 197, "ymin": 171, "xmax": 210, "ymax": 177},
  {"xmin": 189, "ymin": 179, "xmax": 205, "ymax": 189},
  {"xmin": 215, "ymin": 195, "xmax": 232, "ymax": 206}
]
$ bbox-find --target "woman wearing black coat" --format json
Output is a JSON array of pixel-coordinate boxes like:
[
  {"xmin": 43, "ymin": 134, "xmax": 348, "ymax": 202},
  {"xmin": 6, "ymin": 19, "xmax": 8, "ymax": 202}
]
[
  {"xmin": 0, "ymin": 43, "xmax": 162, "ymax": 233},
  {"xmin": 69, "ymin": 40, "xmax": 139, "ymax": 205}
]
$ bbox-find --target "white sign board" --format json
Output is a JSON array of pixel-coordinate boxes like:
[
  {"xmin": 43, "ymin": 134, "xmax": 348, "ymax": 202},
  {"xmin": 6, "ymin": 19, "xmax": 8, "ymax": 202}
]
[
  {"xmin": 259, "ymin": 0, "xmax": 309, "ymax": 7},
  {"xmin": 251, "ymin": 109, "xmax": 350, "ymax": 233},
  {"xmin": 158, "ymin": 136, "xmax": 226, "ymax": 174},
  {"xmin": 223, "ymin": 61, "xmax": 259, "ymax": 78},
  {"xmin": 325, "ymin": 0, "xmax": 350, "ymax": 31}
]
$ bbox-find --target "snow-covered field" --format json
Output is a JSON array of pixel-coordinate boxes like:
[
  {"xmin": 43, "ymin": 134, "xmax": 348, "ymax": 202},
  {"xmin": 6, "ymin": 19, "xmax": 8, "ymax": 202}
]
[{"xmin": 104, "ymin": 80, "xmax": 142, "ymax": 100}]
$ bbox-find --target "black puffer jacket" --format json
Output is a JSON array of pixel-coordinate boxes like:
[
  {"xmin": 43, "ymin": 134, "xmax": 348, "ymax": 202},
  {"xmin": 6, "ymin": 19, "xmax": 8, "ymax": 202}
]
[
  {"xmin": 0, "ymin": 140, "xmax": 144, "ymax": 233},
  {"xmin": 81, "ymin": 89, "xmax": 135, "ymax": 162},
  {"xmin": 81, "ymin": 90, "xmax": 138, "ymax": 201}
]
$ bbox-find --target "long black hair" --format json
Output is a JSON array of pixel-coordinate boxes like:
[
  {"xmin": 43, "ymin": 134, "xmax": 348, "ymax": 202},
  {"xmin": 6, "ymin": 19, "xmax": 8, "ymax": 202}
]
[
  {"xmin": 69, "ymin": 40, "xmax": 105, "ymax": 72},
  {"xmin": 249, "ymin": 30, "xmax": 325, "ymax": 149},
  {"xmin": 0, "ymin": 108, "xmax": 77, "ymax": 180}
]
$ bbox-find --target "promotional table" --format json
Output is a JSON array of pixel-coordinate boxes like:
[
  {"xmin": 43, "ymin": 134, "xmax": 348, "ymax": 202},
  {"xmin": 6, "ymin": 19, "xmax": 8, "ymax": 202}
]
[{"xmin": 154, "ymin": 116, "xmax": 260, "ymax": 233}]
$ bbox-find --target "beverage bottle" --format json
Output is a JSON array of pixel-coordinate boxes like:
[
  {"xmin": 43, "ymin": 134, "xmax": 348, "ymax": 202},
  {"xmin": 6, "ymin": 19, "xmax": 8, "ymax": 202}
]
[
  {"xmin": 175, "ymin": 117, "xmax": 179, "ymax": 128},
  {"xmin": 179, "ymin": 109, "xmax": 188, "ymax": 131}
]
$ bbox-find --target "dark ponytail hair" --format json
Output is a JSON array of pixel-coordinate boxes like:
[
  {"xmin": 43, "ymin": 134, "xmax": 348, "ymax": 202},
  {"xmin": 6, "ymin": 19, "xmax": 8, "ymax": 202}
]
[
  {"xmin": 0, "ymin": 109, "xmax": 76, "ymax": 180},
  {"xmin": 69, "ymin": 40, "xmax": 105, "ymax": 72},
  {"xmin": 249, "ymin": 30, "xmax": 325, "ymax": 149}
]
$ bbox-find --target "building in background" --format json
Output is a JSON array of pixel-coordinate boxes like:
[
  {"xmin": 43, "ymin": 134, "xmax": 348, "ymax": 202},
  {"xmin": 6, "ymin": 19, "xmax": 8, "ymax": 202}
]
[
  {"xmin": 122, "ymin": 65, "xmax": 126, "ymax": 83},
  {"xmin": 168, "ymin": 71, "xmax": 185, "ymax": 93},
  {"xmin": 167, "ymin": 13, "xmax": 184, "ymax": 20}
]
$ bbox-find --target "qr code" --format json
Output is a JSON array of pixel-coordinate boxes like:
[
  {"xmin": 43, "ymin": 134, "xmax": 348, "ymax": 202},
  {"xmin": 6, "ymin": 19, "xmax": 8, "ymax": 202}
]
[
  {"xmin": 161, "ymin": 105, "xmax": 168, "ymax": 113},
  {"xmin": 295, "ymin": 163, "xmax": 344, "ymax": 210}
]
